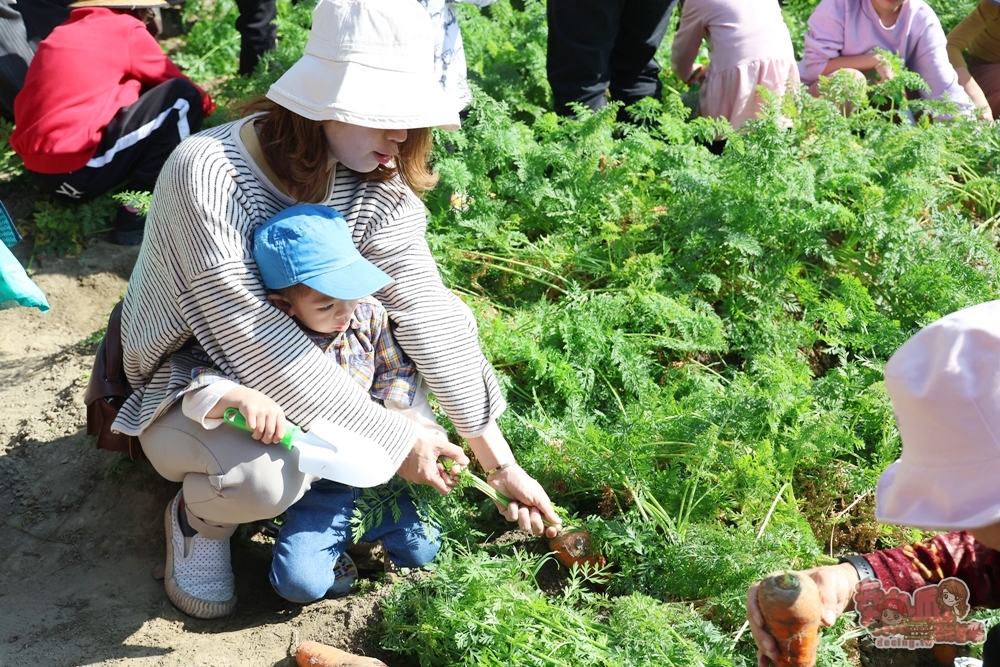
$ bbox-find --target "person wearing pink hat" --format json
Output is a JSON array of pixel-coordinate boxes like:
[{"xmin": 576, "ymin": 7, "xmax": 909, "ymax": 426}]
[
  {"xmin": 113, "ymin": 0, "xmax": 561, "ymax": 620},
  {"xmin": 746, "ymin": 300, "xmax": 1000, "ymax": 666}
]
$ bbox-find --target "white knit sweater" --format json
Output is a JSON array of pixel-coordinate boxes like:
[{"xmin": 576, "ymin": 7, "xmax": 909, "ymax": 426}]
[{"xmin": 113, "ymin": 117, "xmax": 506, "ymax": 465}]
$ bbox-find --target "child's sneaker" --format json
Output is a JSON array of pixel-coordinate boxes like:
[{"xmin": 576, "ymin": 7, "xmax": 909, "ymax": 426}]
[{"xmin": 328, "ymin": 552, "xmax": 358, "ymax": 598}]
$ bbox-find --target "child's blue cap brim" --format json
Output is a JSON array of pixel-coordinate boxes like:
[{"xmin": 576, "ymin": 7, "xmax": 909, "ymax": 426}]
[{"xmin": 254, "ymin": 204, "xmax": 393, "ymax": 299}]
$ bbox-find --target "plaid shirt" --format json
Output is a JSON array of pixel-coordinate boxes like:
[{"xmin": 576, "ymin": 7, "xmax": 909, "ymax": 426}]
[{"xmin": 187, "ymin": 296, "xmax": 418, "ymax": 406}]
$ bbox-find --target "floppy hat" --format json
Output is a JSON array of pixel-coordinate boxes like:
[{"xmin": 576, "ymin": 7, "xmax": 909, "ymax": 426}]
[
  {"xmin": 253, "ymin": 204, "xmax": 393, "ymax": 300},
  {"xmin": 68, "ymin": 0, "xmax": 168, "ymax": 7},
  {"xmin": 266, "ymin": 0, "xmax": 460, "ymax": 130},
  {"xmin": 876, "ymin": 300, "xmax": 1000, "ymax": 531}
]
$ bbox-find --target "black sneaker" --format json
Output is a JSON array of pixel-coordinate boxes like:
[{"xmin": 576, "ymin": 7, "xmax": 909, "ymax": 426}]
[{"xmin": 113, "ymin": 204, "xmax": 145, "ymax": 246}]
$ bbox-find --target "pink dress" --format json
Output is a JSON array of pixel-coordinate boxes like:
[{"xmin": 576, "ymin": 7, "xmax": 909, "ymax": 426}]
[{"xmin": 671, "ymin": 0, "xmax": 799, "ymax": 130}]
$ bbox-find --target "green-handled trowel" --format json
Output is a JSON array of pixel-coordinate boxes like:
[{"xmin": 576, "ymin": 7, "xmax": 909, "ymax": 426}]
[{"xmin": 223, "ymin": 408, "xmax": 397, "ymax": 488}]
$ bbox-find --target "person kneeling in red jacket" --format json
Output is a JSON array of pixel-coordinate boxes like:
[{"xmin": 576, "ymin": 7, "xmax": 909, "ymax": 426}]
[{"xmin": 10, "ymin": 0, "xmax": 215, "ymax": 245}]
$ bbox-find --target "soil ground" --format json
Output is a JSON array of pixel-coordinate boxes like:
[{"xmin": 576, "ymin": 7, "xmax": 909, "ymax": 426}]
[{"xmin": 0, "ymin": 238, "xmax": 420, "ymax": 667}]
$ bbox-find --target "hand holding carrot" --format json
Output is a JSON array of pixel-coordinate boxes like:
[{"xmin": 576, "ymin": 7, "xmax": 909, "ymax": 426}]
[{"xmin": 746, "ymin": 563, "xmax": 860, "ymax": 667}]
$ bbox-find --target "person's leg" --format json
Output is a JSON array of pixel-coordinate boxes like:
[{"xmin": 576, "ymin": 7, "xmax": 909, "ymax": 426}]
[
  {"xmin": 970, "ymin": 61, "xmax": 1000, "ymax": 120},
  {"xmin": 9, "ymin": 0, "xmax": 71, "ymax": 48},
  {"xmin": 546, "ymin": 0, "xmax": 624, "ymax": 116},
  {"xmin": 361, "ymin": 485, "xmax": 440, "ymax": 569},
  {"xmin": 235, "ymin": 0, "xmax": 277, "ymax": 76},
  {"xmin": 71, "ymin": 77, "xmax": 203, "ymax": 243},
  {"xmin": 89, "ymin": 77, "xmax": 205, "ymax": 193},
  {"xmin": 141, "ymin": 402, "xmax": 313, "ymax": 617},
  {"xmin": 984, "ymin": 621, "xmax": 1000, "ymax": 667},
  {"xmin": 0, "ymin": 0, "xmax": 35, "ymax": 123},
  {"xmin": 269, "ymin": 480, "xmax": 357, "ymax": 603},
  {"xmin": 606, "ymin": 0, "xmax": 676, "ymax": 113}
]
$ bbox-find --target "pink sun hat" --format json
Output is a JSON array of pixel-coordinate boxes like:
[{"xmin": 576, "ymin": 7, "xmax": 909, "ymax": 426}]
[
  {"xmin": 266, "ymin": 0, "xmax": 460, "ymax": 131},
  {"xmin": 876, "ymin": 300, "xmax": 1000, "ymax": 531}
]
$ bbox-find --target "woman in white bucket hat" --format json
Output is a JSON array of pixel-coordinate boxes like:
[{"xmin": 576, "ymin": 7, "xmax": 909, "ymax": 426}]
[
  {"xmin": 114, "ymin": 0, "xmax": 561, "ymax": 620},
  {"xmin": 747, "ymin": 300, "xmax": 1000, "ymax": 667}
]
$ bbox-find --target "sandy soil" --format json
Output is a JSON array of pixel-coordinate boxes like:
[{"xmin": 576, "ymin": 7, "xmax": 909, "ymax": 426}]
[{"xmin": 0, "ymin": 239, "xmax": 415, "ymax": 667}]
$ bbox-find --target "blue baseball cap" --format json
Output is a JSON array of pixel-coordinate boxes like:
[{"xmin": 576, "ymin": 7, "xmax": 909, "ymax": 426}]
[{"xmin": 253, "ymin": 204, "xmax": 393, "ymax": 300}]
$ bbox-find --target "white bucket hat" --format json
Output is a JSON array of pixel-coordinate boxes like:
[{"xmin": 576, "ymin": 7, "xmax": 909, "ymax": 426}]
[
  {"xmin": 266, "ymin": 0, "xmax": 460, "ymax": 131},
  {"xmin": 876, "ymin": 300, "xmax": 1000, "ymax": 531}
]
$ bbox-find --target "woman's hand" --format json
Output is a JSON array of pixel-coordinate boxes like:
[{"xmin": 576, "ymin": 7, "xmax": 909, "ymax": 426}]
[
  {"xmin": 397, "ymin": 426, "xmax": 470, "ymax": 495},
  {"xmin": 746, "ymin": 563, "xmax": 860, "ymax": 667},
  {"xmin": 488, "ymin": 465, "xmax": 562, "ymax": 538},
  {"xmin": 210, "ymin": 385, "xmax": 286, "ymax": 444}
]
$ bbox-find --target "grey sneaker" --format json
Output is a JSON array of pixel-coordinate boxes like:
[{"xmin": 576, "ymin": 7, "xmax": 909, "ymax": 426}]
[
  {"xmin": 163, "ymin": 491, "xmax": 237, "ymax": 618},
  {"xmin": 328, "ymin": 552, "xmax": 358, "ymax": 598}
]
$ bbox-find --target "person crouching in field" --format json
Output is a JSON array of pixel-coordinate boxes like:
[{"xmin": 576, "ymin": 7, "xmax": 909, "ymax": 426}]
[
  {"xmin": 747, "ymin": 300, "xmax": 1000, "ymax": 667},
  {"xmin": 670, "ymin": 0, "xmax": 799, "ymax": 131},
  {"xmin": 946, "ymin": 0, "xmax": 1000, "ymax": 121},
  {"xmin": 178, "ymin": 204, "xmax": 449, "ymax": 604},
  {"xmin": 798, "ymin": 0, "xmax": 973, "ymax": 113},
  {"xmin": 9, "ymin": 0, "xmax": 215, "ymax": 245}
]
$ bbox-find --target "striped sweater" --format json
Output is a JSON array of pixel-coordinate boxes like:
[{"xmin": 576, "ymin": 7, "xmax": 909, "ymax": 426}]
[{"xmin": 113, "ymin": 116, "xmax": 506, "ymax": 466}]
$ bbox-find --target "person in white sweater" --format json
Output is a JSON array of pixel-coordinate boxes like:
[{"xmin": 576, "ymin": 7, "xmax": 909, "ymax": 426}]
[{"xmin": 115, "ymin": 0, "xmax": 560, "ymax": 619}]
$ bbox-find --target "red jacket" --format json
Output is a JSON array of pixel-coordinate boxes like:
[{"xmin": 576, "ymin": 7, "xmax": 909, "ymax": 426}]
[{"xmin": 10, "ymin": 8, "xmax": 214, "ymax": 174}]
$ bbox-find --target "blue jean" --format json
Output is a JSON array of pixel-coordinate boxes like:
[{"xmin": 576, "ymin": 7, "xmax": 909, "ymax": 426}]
[{"xmin": 269, "ymin": 479, "xmax": 440, "ymax": 603}]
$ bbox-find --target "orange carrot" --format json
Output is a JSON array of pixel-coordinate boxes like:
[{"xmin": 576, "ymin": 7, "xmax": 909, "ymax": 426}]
[
  {"xmin": 547, "ymin": 529, "xmax": 606, "ymax": 572},
  {"xmin": 756, "ymin": 570, "xmax": 823, "ymax": 667},
  {"xmin": 295, "ymin": 641, "xmax": 388, "ymax": 667},
  {"xmin": 931, "ymin": 643, "xmax": 958, "ymax": 666}
]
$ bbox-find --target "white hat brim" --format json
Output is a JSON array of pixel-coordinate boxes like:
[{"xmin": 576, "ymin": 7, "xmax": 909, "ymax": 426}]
[
  {"xmin": 876, "ymin": 458, "xmax": 1000, "ymax": 531},
  {"xmin": 267, "ymin": 55, "xmax": 460, "ymax": 131}
]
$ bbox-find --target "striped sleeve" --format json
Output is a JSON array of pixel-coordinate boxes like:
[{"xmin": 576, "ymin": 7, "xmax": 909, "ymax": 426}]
[
  {"xmin": 114, "ymin": 125, "xmax": 417, "ymax": 466},
  {"xmin": 347, "ymin": 178, "xmax": 507, "ymax": 438}
]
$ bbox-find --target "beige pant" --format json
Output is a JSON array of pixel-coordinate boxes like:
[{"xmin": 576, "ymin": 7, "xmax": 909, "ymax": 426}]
[
  {"xmin": 140, "ymin": 403, "xmax": 313, "ymax": 540},
  {"xmin": 140, "ymin": 383, "xmax": 440, "ymax": 540}
]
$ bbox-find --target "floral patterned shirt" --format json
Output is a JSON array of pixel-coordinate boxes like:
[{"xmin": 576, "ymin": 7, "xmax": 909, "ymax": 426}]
[
  {"xmin": 416, "ymin": 0, "xmax": 497, "ymax": 112},
  {"xmin": 185, "ymin": 296, "xmax": 418, "ymax": 407}
]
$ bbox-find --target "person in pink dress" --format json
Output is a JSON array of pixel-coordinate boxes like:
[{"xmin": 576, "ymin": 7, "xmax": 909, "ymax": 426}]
[
  {"xmin": 798, "ymin": 0, "xmax": 972, "ymax": 111},
  {"xmin": 671, "ymin": 0, "xmax": 799, "ymax": 131}
]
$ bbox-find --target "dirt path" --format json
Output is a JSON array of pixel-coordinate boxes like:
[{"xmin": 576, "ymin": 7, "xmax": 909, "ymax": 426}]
[{"xmin": 0, "ymin": 240, "xmax": 410, "ymax": 667}]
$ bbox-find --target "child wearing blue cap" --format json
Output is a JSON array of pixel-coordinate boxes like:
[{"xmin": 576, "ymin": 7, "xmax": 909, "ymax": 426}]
[{"xmin": 178, "ymin": 204, "xmax": 446, "ymax": 603}]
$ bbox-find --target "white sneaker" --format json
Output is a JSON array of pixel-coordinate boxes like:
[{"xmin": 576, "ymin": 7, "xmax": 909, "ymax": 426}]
[
  {"xmin": 163, "ymin": 490, "xmax": 237, "ymax": 618},
  {"xmin": 328, "ymin": 552, "xmax": 358, "ymax": 598}
]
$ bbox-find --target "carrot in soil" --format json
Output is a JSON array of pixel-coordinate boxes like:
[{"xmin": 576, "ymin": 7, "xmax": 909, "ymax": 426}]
[
  {"xmin": 756, "ymin": 570, "xmax": 822, "ymax": 667},
  {"xmin": 295, "ymin": 641, "xmax": 388, "ymax": 667}
]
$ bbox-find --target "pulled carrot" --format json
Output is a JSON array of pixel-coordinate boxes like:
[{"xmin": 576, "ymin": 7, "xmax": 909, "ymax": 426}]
[
  {"xmin": 757, "ymin": 570, "xmax": 822, "ymax": 667},
  {"xmin": 295, "ymin": 641, "xmax": 388, "ymax": 667}
]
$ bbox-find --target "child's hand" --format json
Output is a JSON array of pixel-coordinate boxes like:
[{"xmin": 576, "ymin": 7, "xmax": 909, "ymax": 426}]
[
  {"xmin": 873, "ymin": 55, "xmax": 895, "ymax": 83},
  {"xmin": 216, "ymin": 386, "xmax": 287, "ymax": 444},
  {"xmin": 687, "ymin": 64, "xmax": 707, "ymax": 85}
]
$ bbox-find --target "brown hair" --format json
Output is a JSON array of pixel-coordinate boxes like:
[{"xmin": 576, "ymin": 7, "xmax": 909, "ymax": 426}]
[
  {"xmin": 243, "ymin": 98, "xmax": 438, "ymax": 203},
  {"xmin": 936, "ymin": 579, "xmax": 970, "ymax": 618}
]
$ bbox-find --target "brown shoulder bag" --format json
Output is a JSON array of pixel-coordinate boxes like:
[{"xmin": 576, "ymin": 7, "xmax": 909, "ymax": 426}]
[{"xmin": 84, "ymin": 300, "xmax": 145, "ymax": 460}]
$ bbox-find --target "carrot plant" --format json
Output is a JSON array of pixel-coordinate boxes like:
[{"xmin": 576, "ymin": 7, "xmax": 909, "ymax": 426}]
[{"xmin": 15, "ymin": 0, "xmax": 1000, "ymax": 663}]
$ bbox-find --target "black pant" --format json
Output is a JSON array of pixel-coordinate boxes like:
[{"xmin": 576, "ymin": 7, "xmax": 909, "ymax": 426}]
[
  {"xmin": 546, "ymin": 0, "xmax": 677, "ymax": 116},
  {"xmin": 0, "ymin": 0, "xmax": 33, "ymax": 122},
  {"xmin": 32, "ymin": 78, "xmax": 204, "ymax": 203},
  {"xmin": 235, "ymin": 0, "xmax": 276, "ymax": 76}
]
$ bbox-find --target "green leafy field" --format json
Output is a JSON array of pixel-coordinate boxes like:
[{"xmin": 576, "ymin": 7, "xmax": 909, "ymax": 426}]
[{"xmin": 11, "ymin": 1, "xmax": 1000, "ymax": 663}]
